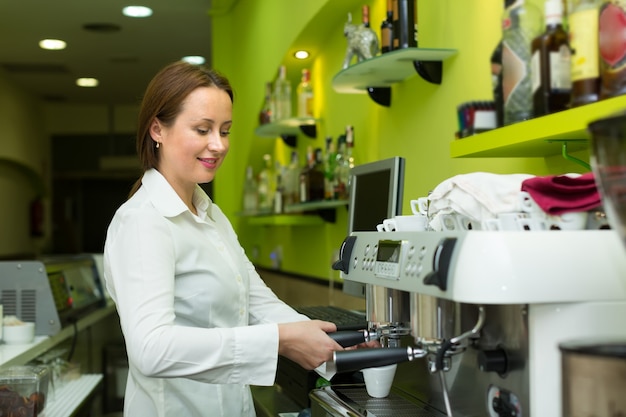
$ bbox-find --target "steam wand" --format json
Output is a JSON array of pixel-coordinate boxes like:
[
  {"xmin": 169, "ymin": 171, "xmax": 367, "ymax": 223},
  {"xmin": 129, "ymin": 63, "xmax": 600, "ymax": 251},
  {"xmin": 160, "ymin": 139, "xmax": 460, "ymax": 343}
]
[{"xmin": 435, "ymin": 305, "xmax": 486, "ymax": 417}]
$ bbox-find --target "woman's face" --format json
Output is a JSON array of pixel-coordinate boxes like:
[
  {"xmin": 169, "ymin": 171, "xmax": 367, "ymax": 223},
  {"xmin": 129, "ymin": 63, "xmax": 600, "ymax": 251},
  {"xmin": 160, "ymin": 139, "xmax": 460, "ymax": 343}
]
[{"xmin": 152, "ymin": 86, "xmax": 232, "ymax": 196}]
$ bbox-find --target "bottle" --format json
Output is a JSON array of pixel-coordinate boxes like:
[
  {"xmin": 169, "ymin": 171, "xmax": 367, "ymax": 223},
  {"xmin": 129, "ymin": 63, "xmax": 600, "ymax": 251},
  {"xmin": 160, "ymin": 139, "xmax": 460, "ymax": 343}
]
[
  {"xmin": 243, "ymin": 166, "xmax": 258, "ymax": 213},
  {"xmin": 569, "ymin": 0, "xmax": 601, "ymax": 107},
  {"xmin": 335, "ymin": 126, "xmax": 355, "ymax": 201},
  {"xmin": 273, "ymin": 65, "xmax": 292, "ymax": 121},
  {"xmin": 273, "ymin": 163, "xmax": 284, "ymax": 214},
  {"xmin": 283, "ymin": 150, "xmax": 300, "ymax": 206},
  {"xmin": 259, "ymin": 82, "xmax": 273, "ymax": 125},
  {"xmin": 491, "ymin": 0, "xmax": 515, "ymax": 128},
  {"xmin": 531, "ymin": 0, "xmax": 571, "ymax": 116},
  {"xmin": 599, "ymin": 1, "xmax": 626, "ymax": 99},
  {"xmin": 380, "ymin": 0, "xmax": 394, "ymax": 53},
  {"xmin": 257, "ymin": 154, "xmax": 275, "ymax": 212},
  {"xmin": 501, "ymin": 0, "xmax": 543, "ymax": 125},
  {"xmin": 296, "ymin": 68, "xmax": 314, "ymax": 118},
  {"xmin": 360, "ymin": 4, "xmax": 380, "ymax": 56},
  {"xmin": 299, "ymin": 146, "xmax": 324, "ymax": 203},
  {"xmin": 333, "ymin": 134, "xmax": 348, "ymax": 200},
  {"xmin": 323, "ymin": 137, "xmax": 337, "ymax": 200},
  {"xmin": 397, "ymin": 0, "xmax": 418, "ymax": 49}
]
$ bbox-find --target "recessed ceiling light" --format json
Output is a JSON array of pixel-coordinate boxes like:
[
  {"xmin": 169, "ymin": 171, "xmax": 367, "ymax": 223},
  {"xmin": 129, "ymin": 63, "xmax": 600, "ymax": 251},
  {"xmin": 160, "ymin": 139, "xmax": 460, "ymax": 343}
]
[
  {"xmin": 182, "ymin": 56, "xmax": 206, "ymax": 65},
  {"xmin": 294, "ymin": 50, "xmax": 309, "ymax": 59},
  {"xmin": 122, "ymin": 6, "xmax": 153, "ymax": 18},
  {"xmin": 39, "ymin": 39, "xmax": 67, "ymax": 50},
  {"xmin": 76, "ymin": 78, "xmax": 99, "ymax": 87}
]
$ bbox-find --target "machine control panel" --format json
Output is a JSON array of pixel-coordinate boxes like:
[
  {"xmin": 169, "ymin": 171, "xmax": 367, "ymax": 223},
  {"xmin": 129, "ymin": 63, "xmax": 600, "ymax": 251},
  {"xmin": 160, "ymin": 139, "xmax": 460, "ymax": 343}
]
[{"xmin": 337, "ymin": 231, "xmax": 466, "ymax": 296}]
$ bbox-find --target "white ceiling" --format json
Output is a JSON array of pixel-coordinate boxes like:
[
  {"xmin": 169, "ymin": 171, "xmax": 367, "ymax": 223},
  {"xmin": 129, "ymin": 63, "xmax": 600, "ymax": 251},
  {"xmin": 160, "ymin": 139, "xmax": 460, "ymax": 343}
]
[{"xmin": 0, "ymin": 0, "xmax": 224, "ymax": 106}]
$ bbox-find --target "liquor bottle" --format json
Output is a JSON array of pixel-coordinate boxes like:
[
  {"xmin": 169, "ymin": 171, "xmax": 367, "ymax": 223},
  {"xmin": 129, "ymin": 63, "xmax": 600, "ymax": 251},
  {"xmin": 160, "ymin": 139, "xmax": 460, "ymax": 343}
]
[
  {"xmin": 323, "ymin": 137, "xmax": 337, "ymax": 200},
  {"xmin": 531, "ymin": 0, "xmax": 571, "ymax": 116},
  {"xmin": 273, "ymin": 65, "xmax": 292, "ymax": 121},
  {"xmin": 397, "ymin": 0, "xmax": 417, "ymax": 49},
  {"xmin": 333, "ymin": 134, "xmax": 348, "ymax": 200},
  {"xmin": 282, "ymin": 150, "xmax": 300, "ymax": 206},
  {"xmin": 501, "ymin": 0, "xmax": 543, "ymax": 125},
  {"xmin": 258, "ymin": 82, "xmax": 273, "ymax": 125},
  {"xmin": 242, "ymin": 166, "xmax": 258, "ymax": 213},
  {"xmin": 273, "ymin": 163, "xmax": 284, "ymax": 214},
  {"xmin": 491, "ymin": 0, "xmax": 515, "ymax": 128},
  {"xmin": 296, "ymin": 68, "xmax": 314, "ymax": 118},
  {"xmin": 299, "ymin": 146, "xmax": 324, "ymax": 203},
  {"xmin": 569, "ymin": 0, "xmax": 601, "ymax": 107},
  {"xmin": 599, "ymin": 1, "xmax": 626, "ymax": 99},
  {"xmin": 257, "ymin": 154, "xmax": 275, "ymax": 212},
  {"xmin": 380, "ymin": 0, "xmax": 394, "ymax": 53},
  {"xmin": 335, "ymin": 126, "xmax": 355, "ymax": 201}
]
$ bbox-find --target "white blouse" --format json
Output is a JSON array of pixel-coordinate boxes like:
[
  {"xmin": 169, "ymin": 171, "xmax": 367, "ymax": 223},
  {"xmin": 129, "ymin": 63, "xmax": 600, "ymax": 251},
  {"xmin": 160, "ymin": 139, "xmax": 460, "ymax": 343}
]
[{"xmin": 103, "ymin": 168, "xmax": 307, "ymax": 417}]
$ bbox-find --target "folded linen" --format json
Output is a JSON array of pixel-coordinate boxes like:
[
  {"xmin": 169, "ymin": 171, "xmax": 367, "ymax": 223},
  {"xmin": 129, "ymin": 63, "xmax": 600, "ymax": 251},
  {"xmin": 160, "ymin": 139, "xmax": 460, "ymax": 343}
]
[
  {"xmin": 520, "ymin": 172, "xmax": 602, "ymax": 215},
  {"xmin": 427, "ymin": 172, "xmax": 534, "ymax": 230}
]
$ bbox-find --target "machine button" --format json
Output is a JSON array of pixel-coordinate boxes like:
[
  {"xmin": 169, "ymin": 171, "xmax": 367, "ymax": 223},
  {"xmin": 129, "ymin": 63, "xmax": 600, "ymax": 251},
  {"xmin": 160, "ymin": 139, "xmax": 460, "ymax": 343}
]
[{"xmin": 364, "ymin": 244, "xmax": 370, "ymax": 256}]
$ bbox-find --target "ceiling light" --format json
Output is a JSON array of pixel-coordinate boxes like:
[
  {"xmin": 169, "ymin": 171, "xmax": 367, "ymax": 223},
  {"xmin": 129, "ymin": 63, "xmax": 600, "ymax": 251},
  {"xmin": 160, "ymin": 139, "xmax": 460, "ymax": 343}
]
[
  {"xmin": 39, "ymin": 39, "xmax": 67, "ymax": 50},
  {"xmin": 182, "ymin": 56, "xmax": 206, "ymax": 65},
  {"xmin": 122, "ymin": 6, "xmax": 153, "ymax": 18},
  {"xmin": 76, "ymin": 78, "xmax": 99, "ymax": 87},
  {"xmin": 294, "ymin": 50, "xmax": 309, "ymax": 60}
]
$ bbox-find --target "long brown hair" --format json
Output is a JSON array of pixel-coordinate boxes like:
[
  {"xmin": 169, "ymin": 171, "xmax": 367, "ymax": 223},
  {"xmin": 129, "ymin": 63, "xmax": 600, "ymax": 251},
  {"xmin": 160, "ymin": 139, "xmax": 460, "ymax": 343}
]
[{"xmin": 129, "ymin": 61, "xmax": 234, "ymax": 197}]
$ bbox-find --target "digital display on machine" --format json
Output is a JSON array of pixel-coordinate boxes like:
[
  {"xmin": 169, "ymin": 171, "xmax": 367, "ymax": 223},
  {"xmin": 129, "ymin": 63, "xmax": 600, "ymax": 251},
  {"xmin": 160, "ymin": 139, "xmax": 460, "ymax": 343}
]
[{"xmin": 377, "ymin": 241, "xmax": 402, "ymax": 263}]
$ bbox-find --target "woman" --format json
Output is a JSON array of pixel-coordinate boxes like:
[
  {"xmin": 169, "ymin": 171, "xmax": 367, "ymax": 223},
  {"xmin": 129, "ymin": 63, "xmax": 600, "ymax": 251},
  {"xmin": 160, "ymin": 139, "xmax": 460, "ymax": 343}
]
[{"xmin": 103, "ymin": 61, "xmax": 343, "ymax": 416}]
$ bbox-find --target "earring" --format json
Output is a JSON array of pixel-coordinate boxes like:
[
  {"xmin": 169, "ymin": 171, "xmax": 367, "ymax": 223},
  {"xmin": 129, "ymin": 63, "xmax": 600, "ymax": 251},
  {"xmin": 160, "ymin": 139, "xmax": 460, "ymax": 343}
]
[{"xmin": 156, "ymin": 142, "xmax": 160, "ymax": 149}]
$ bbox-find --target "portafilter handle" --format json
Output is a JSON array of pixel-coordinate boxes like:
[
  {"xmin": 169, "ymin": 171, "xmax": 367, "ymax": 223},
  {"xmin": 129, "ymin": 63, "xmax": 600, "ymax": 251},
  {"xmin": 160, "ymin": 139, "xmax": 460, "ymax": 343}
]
[
  {"xmin": 328, "ymin": 330, "xmax": 369, "ymax": 347},
  {"xmin": 333, "ymin": 346, "xmax": 426, "ymax": 373}
]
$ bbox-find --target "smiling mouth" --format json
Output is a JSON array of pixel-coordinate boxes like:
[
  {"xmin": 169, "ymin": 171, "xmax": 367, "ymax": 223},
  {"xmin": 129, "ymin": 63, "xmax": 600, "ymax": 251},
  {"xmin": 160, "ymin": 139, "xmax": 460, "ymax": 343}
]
[{"xmin": 198, "ymin": 157, "xmax": 218, "ymax": 164}]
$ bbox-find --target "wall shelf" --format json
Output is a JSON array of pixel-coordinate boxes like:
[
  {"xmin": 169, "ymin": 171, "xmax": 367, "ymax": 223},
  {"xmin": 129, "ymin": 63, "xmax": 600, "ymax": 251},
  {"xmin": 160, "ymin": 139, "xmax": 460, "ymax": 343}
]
[
  {"xmin": 450, "ymin": 95, "xmax": 626, "ymax": 159},
  {"xmin": 332, "ymin": 47, "xmax": 458, "ymax": 106},
  {"xmin": 254, "ymin": 117, "xmax": 318, "ymax": 147},
  {"xmin": 239, "ymin": 199, "xmax": 348, "ymax": 225}
]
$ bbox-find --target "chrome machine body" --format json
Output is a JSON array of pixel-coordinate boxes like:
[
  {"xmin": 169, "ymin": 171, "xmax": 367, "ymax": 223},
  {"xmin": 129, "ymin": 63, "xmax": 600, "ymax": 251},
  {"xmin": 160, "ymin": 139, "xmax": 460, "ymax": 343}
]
[{"xmin": 316, "ymin": 230, "xmax": 626, "ymax": 417}]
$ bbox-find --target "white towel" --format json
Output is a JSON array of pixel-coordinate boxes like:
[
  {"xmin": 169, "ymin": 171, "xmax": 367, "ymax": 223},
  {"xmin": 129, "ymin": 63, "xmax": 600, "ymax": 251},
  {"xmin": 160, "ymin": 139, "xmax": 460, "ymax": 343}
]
[{"xmin": 428, "ymin": 172, "xmax": 533, "ymax": 230}]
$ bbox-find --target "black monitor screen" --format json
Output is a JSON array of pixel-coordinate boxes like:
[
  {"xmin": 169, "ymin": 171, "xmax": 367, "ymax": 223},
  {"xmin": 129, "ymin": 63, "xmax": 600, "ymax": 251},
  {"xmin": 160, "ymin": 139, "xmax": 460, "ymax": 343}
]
[
  {"xmin": 343, "ymin": 157, "xmax": 405, "ymax": 297},
  {"xmin": 347, "ymin": 157, "xmax": 405, "ymax": 233}
]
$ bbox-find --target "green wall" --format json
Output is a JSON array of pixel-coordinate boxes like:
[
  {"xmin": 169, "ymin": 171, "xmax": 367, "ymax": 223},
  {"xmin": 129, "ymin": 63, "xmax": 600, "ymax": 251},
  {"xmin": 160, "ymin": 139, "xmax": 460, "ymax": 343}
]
[{"xmin": 212, "ymin": 0, "xmax": 588, "ymax": 281}]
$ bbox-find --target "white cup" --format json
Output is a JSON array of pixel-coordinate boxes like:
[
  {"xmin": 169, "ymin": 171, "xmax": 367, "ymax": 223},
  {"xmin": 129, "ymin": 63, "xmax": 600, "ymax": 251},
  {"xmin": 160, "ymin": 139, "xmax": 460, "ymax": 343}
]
[
  {"xmin": 410, "ymin": 198, "xmax": 429, "ymax": 216},
  {"xmin": 362, "ymin": 364, "xmax": 397, "ymax": 398},
  {"xmin": 483, "ymin": 212, "xmax": 529, "ymax": 231},
  {"xmin": 383, "ymin": 215, "xmax": 428, "ymax": 232}
]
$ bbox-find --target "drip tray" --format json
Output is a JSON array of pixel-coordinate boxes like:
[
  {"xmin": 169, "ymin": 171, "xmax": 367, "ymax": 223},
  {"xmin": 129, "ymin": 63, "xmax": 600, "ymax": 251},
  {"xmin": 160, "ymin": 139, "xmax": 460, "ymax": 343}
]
[{"xmin": 310, "ymin": 384, "xmax": 445, "ymax": 417}]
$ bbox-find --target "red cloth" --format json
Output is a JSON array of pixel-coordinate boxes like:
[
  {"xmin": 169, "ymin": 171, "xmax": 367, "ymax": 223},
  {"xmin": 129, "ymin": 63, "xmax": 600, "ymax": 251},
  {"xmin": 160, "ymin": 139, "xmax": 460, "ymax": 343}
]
[{"xmin": 520, "ymin": 172, "xmax": 602, "ymax": 215}]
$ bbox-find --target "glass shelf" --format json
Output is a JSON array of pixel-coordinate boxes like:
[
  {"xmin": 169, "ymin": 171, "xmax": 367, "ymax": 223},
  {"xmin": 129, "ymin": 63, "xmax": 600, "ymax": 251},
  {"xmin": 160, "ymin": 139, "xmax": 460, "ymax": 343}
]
[
  {"xmin": 332, "ymin": 47, "xmax": 458, "ymax": 102},
  {"xmin": 238, "ymin": 199, "xmax": 348, "ymax": 225},
  {"xmin": 255, "ymin": 117, "xmax": 318, "ymax": 140},
  {"xmin": 450, "ymin": 95, "xmax": 626, "ymax": 158}
]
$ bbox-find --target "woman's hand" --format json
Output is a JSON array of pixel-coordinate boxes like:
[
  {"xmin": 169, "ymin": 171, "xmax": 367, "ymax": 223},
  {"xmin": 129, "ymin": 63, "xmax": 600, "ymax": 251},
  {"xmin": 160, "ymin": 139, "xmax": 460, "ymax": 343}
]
[{"xmin": 278, "ymin": 320, "xmax": 343, "ymax": 370}]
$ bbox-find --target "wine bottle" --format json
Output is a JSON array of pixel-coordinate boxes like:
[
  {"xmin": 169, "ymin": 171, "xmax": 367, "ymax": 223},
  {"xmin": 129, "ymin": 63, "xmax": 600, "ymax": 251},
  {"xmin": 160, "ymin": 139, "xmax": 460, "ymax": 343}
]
[
  {"xmin": 569, "ymin": 0, "xmax": 601, "ymax": 107},
  {"xmin": 380, "ymin": 0, "xmax": 394, "ymax": 53},
  {"xmin": 397, "ymin": 0, "xmax": 417, "ymax": 49},
  {"xmin": 531, "ymin": 0, "xmax": 571, "ymax": 116}
]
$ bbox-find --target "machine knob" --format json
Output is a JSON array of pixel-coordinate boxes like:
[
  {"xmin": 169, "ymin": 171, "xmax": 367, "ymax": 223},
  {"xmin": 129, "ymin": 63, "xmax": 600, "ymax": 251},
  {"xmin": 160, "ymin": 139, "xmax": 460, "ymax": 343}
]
[
  {"xmin": 423, "ymin": 237, "xmax": 457, "ymax": 291},
  {"xmin": 332, "ymin": 236, "xmax": 357, "ymax": 274},
  {"xmin": 477, "ymin": 348, "xmax": 508, "ymax": 375}
]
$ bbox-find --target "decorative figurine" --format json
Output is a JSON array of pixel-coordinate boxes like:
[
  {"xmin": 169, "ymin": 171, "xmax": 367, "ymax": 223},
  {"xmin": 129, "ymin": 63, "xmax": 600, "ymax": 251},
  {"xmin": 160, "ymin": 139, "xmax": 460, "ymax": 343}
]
[{"xmin": 342, "ymin": 10, "xmax": 380, "ymax": 69}]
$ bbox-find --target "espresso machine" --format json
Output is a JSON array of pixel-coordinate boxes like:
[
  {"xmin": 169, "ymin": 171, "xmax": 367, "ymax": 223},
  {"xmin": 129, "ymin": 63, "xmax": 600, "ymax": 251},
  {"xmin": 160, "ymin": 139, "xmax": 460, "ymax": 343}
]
[{"xmin": 312, "ymin": 228, "xmax": 626, "ymax": 417}]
